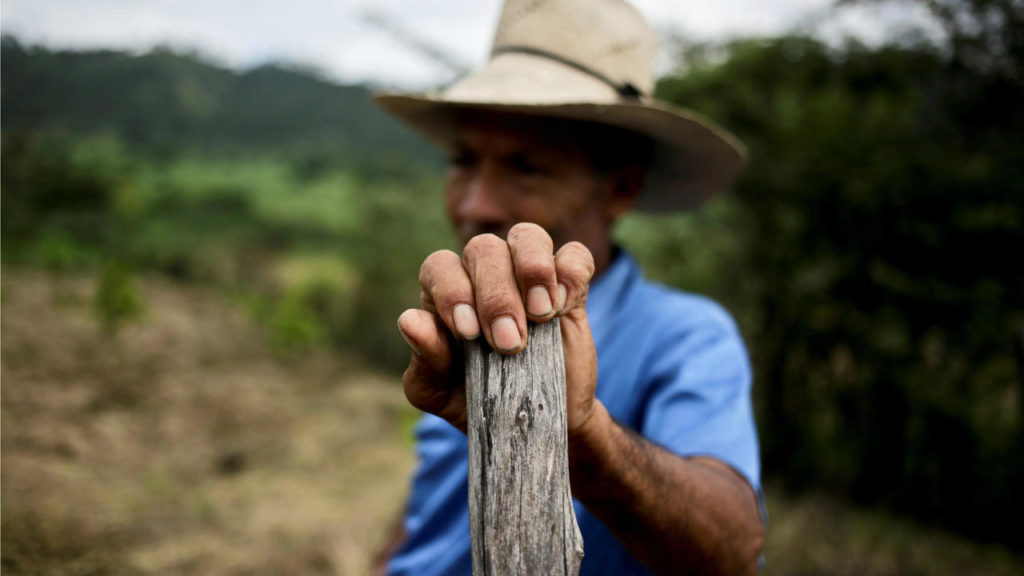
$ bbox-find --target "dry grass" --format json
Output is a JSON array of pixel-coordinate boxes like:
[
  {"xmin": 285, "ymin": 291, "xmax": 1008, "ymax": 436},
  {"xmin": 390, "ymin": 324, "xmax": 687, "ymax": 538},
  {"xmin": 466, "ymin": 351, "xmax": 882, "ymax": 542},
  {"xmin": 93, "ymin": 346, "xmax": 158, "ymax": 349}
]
[
  {"xmin": 2, "ymin": 268, "xmax": 416, "ymax": 575},
  {"xmin": 762, "ymin": 490, "xmax": 1022, "ymax": 576},
  {"xmin": 3, "ymin": 268, "xmax": 1022, "ymax": 575}
]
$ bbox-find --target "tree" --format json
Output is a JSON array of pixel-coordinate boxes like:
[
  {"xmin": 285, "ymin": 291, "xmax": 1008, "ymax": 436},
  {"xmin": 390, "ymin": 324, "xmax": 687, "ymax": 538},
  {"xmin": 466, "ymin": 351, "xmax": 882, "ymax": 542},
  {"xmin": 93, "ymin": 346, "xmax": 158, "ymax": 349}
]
[{"xmin": 656, "ymin": 32, "xmax": 1024, "ymax": 545}]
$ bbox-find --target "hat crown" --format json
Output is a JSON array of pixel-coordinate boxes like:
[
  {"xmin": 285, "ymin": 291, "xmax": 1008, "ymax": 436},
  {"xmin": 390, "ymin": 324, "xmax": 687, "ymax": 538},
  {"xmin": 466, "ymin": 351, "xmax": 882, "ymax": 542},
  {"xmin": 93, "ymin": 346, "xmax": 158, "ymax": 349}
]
[
  {"xmin": 372, "ymin": 0, "xmax": 746, "ymax": 212},
  {"xmin": 490, "ymin": 0, "xmax": 657, "ymax": 96}
]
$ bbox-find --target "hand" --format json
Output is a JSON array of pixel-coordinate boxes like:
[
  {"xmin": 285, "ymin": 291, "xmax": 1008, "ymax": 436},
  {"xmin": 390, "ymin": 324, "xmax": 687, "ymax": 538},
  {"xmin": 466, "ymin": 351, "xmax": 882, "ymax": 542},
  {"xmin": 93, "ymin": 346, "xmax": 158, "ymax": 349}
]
[{"xmin": 397, "ymin": 222, "xmax": 599, "ymax": 435}]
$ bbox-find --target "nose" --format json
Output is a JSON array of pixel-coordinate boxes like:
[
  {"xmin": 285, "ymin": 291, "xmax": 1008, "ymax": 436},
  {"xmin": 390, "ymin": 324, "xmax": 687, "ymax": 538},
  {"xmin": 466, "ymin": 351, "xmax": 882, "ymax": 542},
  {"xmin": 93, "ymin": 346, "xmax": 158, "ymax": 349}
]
[{"xmin": 455, "ymin": 164, "xmax": 508, "ymax": 225}]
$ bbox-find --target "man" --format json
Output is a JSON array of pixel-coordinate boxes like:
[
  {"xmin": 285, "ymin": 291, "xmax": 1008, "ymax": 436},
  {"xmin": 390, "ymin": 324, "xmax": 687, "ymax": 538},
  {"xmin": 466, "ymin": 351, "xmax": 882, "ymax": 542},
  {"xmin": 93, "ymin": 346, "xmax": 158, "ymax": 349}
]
[{"xmin": 373, "ymin": 1, "xmax": 765, "ymax": 574}]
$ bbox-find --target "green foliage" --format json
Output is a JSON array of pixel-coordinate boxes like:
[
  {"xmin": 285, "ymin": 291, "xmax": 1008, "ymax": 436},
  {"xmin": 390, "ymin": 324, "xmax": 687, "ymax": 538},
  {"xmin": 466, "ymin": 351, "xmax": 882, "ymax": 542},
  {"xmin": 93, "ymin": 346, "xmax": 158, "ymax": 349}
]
[
  {"xmin": 843, "ymin": 0, "xmax": 1024, "ymax": 80},
  {"xmin": 0, "ymin": 39, "xmax": 456, "ymax": 366},
  {"xmin": 258, "ymin": 256, "xmax": 355, "ymax": 356},
  {"xmin": 1, "ymin": 127, "xmax": 449, "ymax": 366},
  {"xmin": 1, "ymin": 131, "xmax": 118, "ymax": 259},
  {"xmin": 268, "ymin": 288, "xmax": 328, "ymax": 355},
  {"xmin": 615, "ymin": 197, "xmax": 744, "ymax": 313},
  {"xmin": 656, "ymin": 33, "xmax": 1024, "ymax": 544},
  {"xmin": 94, "ymin": 261, "xmax": 144, "ymax": 336},
  {"xmin": 339, "ymin": 178, "xmax": 454, "ymax": 368},
  {"xmin": 33, "ymin": 230, "xmax": 92, "ymax": 271},
  {"xmin": 7, "ymin": 21, "xmax": 1024, "ymax": 549},
  {"xmin": 0, "ymin": 37, "xmax": 440, "ymax": 172}
]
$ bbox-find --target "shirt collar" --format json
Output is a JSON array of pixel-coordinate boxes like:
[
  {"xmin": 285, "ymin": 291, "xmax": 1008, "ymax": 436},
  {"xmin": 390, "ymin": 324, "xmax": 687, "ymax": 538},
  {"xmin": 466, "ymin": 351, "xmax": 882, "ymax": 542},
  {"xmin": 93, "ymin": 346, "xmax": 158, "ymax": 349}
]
[{"xmin": 585, "ymin": 248, "xmax": 640, "ymax": 332}]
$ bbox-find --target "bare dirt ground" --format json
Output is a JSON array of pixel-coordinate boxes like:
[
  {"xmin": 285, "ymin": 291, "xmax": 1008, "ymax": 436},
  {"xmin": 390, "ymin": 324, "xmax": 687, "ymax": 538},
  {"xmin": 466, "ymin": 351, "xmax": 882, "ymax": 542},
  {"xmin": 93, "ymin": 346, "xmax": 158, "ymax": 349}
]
[
  {"xmin": 2, "ymin": 268, "xmax": 416, "ymax": 575},
  {"xmin": 3, "ymin": 267, "xmax": 1022, "ymax": 576}
]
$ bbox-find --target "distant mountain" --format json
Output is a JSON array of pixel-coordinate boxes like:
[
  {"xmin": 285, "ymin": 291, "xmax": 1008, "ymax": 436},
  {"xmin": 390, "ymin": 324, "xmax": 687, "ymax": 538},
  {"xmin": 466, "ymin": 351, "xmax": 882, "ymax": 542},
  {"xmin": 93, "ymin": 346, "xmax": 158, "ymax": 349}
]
[{"xmin": 0, "ymin": 35, "xmax": 440, "ymax": 168}]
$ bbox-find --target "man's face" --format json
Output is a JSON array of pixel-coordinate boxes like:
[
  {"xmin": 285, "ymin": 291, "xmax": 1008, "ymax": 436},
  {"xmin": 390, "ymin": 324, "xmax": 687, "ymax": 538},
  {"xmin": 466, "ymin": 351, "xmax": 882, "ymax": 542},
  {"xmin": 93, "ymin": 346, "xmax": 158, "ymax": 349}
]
[{"xmin": 445, "ymin": 113, "xmax": 616, "ymax": 253}]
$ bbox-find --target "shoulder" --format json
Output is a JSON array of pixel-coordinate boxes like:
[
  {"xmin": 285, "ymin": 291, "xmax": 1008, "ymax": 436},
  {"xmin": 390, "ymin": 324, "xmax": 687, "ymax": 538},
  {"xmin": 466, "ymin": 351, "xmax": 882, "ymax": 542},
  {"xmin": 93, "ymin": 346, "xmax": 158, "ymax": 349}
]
[
  {"xmin": 632, "ymin": 279, "xmax": 742, "ymax": 343},
  {"xmin": 601, "ymin": 250, "xmax": 740, "ymax": 341},
  {"xmin": 623, "ymin": 278, "xmax": 751, "ymax": 393}
]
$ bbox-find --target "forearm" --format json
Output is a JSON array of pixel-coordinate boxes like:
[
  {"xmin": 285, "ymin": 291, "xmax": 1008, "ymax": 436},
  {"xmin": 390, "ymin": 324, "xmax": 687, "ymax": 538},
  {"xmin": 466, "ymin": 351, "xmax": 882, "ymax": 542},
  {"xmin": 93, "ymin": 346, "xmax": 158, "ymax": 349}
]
[{"xmin": 569, "ymin": 402, "xmax": 764, "ymax": 576}]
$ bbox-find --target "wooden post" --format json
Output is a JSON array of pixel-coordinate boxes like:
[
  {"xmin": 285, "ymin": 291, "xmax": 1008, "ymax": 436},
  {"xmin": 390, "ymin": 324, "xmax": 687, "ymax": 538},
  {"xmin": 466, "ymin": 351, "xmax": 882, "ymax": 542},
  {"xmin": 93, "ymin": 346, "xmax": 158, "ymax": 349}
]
[{"xmin": 465, "ymin": 319, "xmax": 584, "ymax": 575}]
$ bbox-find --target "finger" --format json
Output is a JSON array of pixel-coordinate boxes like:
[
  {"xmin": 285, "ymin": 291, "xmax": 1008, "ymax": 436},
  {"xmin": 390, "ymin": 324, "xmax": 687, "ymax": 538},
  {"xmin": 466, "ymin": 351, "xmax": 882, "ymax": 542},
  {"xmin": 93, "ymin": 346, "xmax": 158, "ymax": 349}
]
[
  {"xmin": 419, "ymin": 249, "xmax": 480, "ymax": 340},
  {"xmin": 397, "ymin": 308, "xmax": 467, "ymax": 431},
  {"xmin": 462, "ymin": 233, "xmax": 525, "ymax": 354},
  {"xmin": 507, "ymin": 222, "xmax": 558, "ymax": 322},
  {"xmin": 553, "ymin": 241, "xmax": 596, "ymax": 314}
]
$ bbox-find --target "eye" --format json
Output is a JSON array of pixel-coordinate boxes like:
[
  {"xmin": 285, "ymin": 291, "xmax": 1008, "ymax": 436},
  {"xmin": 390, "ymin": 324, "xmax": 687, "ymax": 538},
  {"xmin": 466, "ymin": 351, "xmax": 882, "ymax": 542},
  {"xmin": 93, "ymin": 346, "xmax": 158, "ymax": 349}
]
[
  {"xmin": 508, "ymin": 155, "xmax": 543, "ymax": 176},
  {"xmin": 448, "ymin": 150, "xmax": 477, "ymax": 169}
]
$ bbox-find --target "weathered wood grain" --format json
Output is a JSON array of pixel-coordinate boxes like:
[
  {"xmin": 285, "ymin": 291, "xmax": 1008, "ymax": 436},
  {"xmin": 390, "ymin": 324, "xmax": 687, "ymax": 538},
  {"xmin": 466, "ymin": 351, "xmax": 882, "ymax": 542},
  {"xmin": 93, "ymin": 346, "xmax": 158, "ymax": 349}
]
[{"xmin": 465, "ymin": 319, "xmax": 584, "ymax": 576}]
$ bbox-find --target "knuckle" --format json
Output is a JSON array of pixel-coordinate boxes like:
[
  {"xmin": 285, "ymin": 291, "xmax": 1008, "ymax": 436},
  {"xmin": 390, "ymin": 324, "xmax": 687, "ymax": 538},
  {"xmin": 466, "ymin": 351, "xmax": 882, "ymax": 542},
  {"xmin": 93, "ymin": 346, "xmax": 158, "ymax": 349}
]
[
  {"xmin": 516, "ymin": 257, "xmax": 555, "ymax": 283},
  {"xmin": 556, "ymin": 243, "xmax": 595, "ymax": 291},
  {"xmin": 398, "ymin": 308, "xmax": 419, "ymax": 328},
  {"xmin": 559, "ymin": 269, "xmax": 587, "ymax": 293},
  {"xmin": 420, "ymin": 291, "xmax": 444, "ymax": 316},
  {"xmin": 562, "ymin": 241, "xmax": 592, "ymax": 259},
  {"xmin": 507, "ymin": 222, "xmax": 547, "ymax": 242},
  {"xmin": 561, "ymin": 242, "xmax": 595, "ymax": 273},
  {"xmin": 420, "ymin": 249, "xmax": 459, "ymax": 284},
  {"xmin": 508, "ymin": 222, "xmax": 553, "ymax": 253},
  {"xmin": 476, "ymin": 291, "xmax": 519, "ymax": 318},
  {"xmin": 462, "ymin": 233, "xmax": 505, "ymax": 260}
]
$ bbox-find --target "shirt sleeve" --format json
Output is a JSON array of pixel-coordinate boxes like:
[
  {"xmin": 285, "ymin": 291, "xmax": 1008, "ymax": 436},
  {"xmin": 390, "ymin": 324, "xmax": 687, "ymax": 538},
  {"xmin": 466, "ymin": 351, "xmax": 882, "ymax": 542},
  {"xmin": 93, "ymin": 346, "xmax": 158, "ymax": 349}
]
[
  {"xmin": 638, "ymin": 299, "xmax": 762, "ymax": 495},
  {"xmin": 389, "ymin": 415, "xmax": 473, "ymax": 575}
]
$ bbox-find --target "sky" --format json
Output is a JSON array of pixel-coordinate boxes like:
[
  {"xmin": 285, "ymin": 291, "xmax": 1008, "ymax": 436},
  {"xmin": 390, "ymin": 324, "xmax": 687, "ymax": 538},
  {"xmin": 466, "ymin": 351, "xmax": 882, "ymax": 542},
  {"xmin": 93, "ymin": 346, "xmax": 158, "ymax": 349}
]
[{"xmin": 1, "ymin": 0, "xmax": 941, "ymax": 89}]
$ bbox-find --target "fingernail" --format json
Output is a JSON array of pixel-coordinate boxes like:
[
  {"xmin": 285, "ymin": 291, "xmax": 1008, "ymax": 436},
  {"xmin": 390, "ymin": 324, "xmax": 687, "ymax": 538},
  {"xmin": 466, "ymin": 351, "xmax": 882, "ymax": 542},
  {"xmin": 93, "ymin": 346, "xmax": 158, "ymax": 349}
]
[
  {"xmin": 526, "ymin": 286, "xmax": 553, "ymax": 317},
  {"xmin": 397, "ymin": 320, "xmax": 422, "ymax": 356},
  {"xmin": 556, "ymin": 284, "xmax": 568, "ymax": 311},
  {"xmin": 491, "ymin": 316, "xmax": 522, "ymax": 352},
  {"xmin": 453, "ymin": 304, "xmax": 480, "ymax": 340}
]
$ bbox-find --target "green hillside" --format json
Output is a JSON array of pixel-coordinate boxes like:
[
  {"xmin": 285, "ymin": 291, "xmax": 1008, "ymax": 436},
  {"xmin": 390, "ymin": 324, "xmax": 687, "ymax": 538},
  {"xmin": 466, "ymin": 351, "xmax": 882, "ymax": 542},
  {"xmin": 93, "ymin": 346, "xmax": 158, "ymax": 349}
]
[
  {"xmin": 0, "ymin": 35, "xmax": 439, "ymax": 169},
  {"xmin": 1, "ymin": 36, "xmax": 453, "ymax": 367}
]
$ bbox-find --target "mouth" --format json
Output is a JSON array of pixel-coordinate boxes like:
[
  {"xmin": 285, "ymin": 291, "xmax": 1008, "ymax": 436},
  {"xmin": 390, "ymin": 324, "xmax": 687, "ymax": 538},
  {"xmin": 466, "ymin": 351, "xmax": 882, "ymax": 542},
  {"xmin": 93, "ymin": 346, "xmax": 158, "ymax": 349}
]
[{"xmin": 456, "ymin": 223, "xmax": 511, "ymax": 246}]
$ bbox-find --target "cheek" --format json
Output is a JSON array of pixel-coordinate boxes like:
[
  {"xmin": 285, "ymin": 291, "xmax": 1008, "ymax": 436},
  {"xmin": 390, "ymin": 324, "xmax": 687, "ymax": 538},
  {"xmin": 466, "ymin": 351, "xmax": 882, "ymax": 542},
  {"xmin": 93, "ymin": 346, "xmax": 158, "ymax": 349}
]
[
  {"xmin": 546, "ymin": 182, "xmax": 609, "ymax": 242},
  {"xmin": 444, "ymin": 176, "xmax": 466, "ymax": 220},
  {"xmin": 546, "ymin": 180, "xmax": 603, "ymax": 221}
]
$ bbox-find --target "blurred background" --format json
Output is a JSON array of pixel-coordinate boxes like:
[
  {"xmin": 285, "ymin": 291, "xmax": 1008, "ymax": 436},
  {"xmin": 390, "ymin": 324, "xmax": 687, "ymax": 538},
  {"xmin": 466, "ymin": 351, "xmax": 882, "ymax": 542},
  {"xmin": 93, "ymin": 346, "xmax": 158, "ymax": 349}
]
[{"xmin": 2, "ymin": 0, "xmax": 1022, "ymax": 574}]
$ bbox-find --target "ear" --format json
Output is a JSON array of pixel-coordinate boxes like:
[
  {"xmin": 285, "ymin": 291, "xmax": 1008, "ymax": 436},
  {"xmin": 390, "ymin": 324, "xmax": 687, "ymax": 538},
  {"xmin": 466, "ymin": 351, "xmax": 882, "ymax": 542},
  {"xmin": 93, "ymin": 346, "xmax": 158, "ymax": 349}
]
[{"xmin": 604, "ymin": 164, "xmax": 646, "ymax": 221}]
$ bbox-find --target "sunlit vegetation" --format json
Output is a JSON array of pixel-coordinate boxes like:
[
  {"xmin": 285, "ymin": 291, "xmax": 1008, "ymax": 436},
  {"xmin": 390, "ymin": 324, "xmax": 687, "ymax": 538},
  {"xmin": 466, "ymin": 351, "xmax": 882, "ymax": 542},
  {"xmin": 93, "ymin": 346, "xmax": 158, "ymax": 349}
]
[{"xmin": 3, "ymin": 1, "xmax": 1023, "ymax": 571}]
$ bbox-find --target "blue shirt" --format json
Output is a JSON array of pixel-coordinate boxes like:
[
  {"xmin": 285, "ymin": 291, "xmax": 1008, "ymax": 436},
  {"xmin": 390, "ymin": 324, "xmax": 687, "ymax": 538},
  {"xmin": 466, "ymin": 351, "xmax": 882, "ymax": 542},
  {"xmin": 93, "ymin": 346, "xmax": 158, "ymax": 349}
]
[{"xmin": 388, "ymin": 250, "xmax": 762, "ymax": 575}]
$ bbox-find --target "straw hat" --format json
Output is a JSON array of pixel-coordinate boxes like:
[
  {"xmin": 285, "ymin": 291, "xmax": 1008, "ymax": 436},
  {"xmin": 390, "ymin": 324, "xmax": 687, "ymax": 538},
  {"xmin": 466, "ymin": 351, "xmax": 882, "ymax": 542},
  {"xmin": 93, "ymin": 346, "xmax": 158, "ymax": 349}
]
[{"xmin": 373, "ymin": 0, "xmax": 746, "ymax": 211}]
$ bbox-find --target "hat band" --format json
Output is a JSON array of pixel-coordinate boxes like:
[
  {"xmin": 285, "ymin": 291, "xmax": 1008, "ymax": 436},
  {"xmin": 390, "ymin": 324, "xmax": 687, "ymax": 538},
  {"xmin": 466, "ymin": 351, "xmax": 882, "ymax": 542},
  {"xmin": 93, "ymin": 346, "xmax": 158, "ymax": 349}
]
[{"xmin": 491, "ymin": 45, "xmax": 644, "ymax": 100}]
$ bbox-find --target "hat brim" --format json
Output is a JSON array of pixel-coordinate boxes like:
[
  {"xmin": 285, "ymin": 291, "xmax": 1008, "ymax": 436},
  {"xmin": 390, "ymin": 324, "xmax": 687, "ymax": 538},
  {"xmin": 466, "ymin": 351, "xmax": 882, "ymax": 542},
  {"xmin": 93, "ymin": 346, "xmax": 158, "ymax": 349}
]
[{"xmin": 372, "ymin": 53, "xmax": 746, "ymax": 212}]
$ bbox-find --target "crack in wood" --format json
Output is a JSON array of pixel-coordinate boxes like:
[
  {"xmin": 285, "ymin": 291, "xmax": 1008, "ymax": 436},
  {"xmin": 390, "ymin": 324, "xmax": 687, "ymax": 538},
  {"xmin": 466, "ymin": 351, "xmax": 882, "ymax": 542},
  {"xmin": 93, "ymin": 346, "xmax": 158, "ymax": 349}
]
[{"xmin": 465, "ymin": 320, "xmax": 583, "ymax": 576}]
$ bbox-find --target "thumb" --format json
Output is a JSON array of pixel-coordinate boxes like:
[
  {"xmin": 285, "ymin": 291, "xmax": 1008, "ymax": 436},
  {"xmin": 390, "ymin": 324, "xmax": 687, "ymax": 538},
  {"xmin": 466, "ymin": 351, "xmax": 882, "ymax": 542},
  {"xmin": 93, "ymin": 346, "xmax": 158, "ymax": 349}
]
[{"xmin": 398, "ymin": 309, "xmax": 468, "ymax": 432}]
